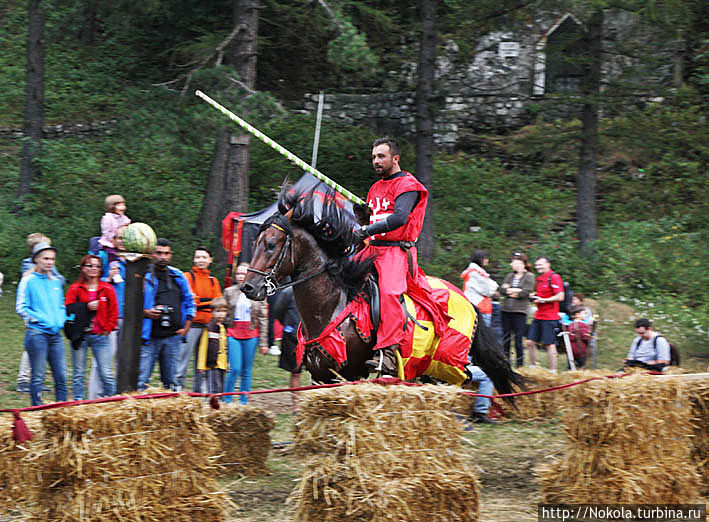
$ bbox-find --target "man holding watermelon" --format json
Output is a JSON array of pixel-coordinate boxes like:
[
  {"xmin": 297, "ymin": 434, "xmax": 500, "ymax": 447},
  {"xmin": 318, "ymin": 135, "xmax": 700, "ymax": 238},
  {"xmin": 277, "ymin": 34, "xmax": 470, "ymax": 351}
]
[{"xmin": 138, "ymin": 238, "xmax": 196, "ymax": 391}]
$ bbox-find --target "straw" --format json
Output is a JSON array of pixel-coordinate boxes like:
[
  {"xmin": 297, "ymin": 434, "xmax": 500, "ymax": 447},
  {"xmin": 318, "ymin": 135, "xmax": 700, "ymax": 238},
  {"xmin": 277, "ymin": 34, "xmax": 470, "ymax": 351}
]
[{"xmin": 288, "ymin": 383, "xmax": 479, "ymax": 521}]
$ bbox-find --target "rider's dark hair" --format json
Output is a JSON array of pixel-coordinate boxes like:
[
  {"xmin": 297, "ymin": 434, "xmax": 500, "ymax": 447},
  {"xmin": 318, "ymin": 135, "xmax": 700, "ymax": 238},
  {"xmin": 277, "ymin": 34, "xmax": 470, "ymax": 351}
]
[
  {"xmin": 272, "ymin": 185, "xmax": 375, "ymax": 300},
  {"xmin": 372, "ymin": 137, "xmax": 400, "ymax": 158},
  {"xmin": 156, "ymin": 238, "xmax": 171, "ymax": 248}
]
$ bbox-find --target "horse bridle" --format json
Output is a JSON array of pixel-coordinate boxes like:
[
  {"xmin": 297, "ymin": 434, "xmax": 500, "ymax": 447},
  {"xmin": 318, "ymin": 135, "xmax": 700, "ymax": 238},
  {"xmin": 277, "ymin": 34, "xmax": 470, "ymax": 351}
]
[{"xmin": 247, "ymin": 222, "xmax": 326, "ymax": 296}]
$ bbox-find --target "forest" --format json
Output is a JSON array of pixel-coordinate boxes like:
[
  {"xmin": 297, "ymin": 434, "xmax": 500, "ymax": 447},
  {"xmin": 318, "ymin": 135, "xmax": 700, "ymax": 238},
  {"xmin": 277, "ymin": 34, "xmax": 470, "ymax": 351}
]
[{"xmin": 0, "ymin": 0, "xmax": 707, "ymax": 349}]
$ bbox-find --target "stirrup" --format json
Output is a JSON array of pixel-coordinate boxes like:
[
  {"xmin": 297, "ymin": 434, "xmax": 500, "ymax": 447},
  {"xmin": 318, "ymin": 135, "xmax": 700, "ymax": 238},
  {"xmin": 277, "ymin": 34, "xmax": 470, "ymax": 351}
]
[{"xmin": 366, "ymin": 350, "xmax": 385, "ymax": 373}]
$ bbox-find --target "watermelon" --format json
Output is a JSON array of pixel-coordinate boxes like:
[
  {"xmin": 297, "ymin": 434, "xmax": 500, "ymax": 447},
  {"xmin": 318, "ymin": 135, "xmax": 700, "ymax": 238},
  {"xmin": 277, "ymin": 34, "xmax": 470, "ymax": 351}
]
[{"xmin": 122, "ymin": 223, "xmax": 157, "ymax": 254}]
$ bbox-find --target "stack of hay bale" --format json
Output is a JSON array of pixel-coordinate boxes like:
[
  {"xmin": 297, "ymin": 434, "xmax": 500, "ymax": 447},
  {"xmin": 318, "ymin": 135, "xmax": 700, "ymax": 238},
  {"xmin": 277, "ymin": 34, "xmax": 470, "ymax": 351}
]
[
  {"xmin": 24, "ymin": 395, "xmax": 228, "ymax": 521},
  {"xmin": 498, "ymin": 367, "xmax": 609, "ymax": 420},
  {"xmin": 538, "ymin": 374, "xmax": 701, "ymax": 503},
  {"xmin": 0, "ymin": 412, "xmax": 43, "ymax": 515},
  {"xmin": 288, "ymin": 383, "xmax": 480, "ymax": 522},
  {"xmin": 206, "ymin": 403, "xmax": 275, "ymax": 476}
]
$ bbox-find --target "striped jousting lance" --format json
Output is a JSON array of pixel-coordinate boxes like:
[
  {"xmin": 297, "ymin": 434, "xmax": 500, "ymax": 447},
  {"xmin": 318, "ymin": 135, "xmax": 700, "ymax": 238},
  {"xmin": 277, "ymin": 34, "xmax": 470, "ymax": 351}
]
[{"xmin": 195, "ymin": 90, "xmax": 365, "ymax": 206}]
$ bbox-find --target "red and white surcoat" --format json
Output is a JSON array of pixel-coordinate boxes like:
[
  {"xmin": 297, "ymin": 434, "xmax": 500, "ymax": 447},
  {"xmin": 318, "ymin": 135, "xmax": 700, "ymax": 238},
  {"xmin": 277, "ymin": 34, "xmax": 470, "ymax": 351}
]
[{"xmin": 359, "ymin": 172, "xmax": 443, "ymax": 350}]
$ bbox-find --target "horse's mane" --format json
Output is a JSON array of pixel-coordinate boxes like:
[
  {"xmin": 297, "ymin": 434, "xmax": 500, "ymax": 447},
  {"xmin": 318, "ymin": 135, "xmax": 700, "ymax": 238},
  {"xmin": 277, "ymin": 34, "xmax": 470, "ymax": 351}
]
[{"xmin": 261, "ymin": 184, "xmax": 374, "ymax": 300}]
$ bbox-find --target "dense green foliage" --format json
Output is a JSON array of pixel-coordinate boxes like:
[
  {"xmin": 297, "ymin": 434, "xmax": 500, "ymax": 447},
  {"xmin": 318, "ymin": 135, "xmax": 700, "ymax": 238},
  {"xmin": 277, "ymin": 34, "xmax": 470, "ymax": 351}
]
[{"xmin": 0, "ymin": 0, "xmax": 706, "ymax": 344}]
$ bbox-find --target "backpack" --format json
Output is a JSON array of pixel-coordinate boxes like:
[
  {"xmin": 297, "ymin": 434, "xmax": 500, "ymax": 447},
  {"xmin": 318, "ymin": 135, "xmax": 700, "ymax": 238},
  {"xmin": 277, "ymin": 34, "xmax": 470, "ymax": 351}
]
[
  {"xmin": 187, "ymin": 270, "xmax": 218, "ymax": 292},
  {"xmin": 633, "ymin": 335, "xmax": 680, "ymax": 366},
  {"xmin": 547, "ymin": 272, "xmax": 573, "ymax": 314}
]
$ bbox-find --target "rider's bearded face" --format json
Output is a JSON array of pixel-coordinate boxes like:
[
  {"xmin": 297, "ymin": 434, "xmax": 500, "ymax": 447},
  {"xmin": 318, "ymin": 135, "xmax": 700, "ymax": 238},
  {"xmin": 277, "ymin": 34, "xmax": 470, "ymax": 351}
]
[{"xmin": 371, "ymin": 144, "xmax": 399, "ymax": 178}]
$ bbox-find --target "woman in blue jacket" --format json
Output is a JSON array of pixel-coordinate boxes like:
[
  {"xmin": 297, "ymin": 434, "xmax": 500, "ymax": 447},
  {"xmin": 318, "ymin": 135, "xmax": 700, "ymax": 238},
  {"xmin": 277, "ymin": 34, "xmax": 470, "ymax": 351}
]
[{"xmin": 16, "ymin": 243, "xmax": 68, "ymax": 406}]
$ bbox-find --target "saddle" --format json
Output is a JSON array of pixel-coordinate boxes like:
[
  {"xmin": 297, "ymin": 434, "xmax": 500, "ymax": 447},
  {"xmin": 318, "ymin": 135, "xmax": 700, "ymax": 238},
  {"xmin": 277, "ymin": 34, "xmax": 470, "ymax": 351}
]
[
  {"xmin": 296, "ymin": 274, "xmax": 474, "ymax": 386},
  {"xmin": 363, "ymin": 275, "xmax": 381, "ymax": 340}
]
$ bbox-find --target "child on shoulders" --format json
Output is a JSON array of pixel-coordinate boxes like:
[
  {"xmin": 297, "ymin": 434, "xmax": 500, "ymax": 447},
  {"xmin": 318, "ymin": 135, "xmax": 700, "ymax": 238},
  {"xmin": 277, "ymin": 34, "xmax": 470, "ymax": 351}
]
[{"xmin": 99, "ymin": 195, "xmax": 131, "ymax": 263}]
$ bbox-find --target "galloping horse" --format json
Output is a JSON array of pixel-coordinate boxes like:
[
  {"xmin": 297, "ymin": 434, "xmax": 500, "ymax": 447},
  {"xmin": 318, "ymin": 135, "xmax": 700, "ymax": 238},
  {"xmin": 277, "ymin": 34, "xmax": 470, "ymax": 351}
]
[{"xmin": 241, "ymin": 187, "xmax": 521, "ymax": 397}]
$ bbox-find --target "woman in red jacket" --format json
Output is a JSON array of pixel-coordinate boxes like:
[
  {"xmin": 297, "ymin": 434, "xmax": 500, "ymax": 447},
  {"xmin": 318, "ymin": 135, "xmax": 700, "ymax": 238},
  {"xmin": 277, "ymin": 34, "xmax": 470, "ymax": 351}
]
[{"xmin": 65, "ymin": 255, "xmax": 118, "ymax": 399}]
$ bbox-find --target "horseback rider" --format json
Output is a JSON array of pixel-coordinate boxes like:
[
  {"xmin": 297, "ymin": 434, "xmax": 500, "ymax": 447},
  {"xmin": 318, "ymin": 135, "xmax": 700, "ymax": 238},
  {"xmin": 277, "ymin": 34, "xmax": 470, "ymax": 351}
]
[{"xmin": 353, "ymin": 137, "xmax": 443, "ymax": 376}]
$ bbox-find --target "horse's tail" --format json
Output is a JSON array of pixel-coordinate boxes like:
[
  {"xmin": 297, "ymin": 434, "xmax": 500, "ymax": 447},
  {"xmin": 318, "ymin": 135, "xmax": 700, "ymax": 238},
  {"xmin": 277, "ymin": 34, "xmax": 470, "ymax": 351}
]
[{"xmin": 469, "ymin": 307, "xmax": 524, "ymax": 405}]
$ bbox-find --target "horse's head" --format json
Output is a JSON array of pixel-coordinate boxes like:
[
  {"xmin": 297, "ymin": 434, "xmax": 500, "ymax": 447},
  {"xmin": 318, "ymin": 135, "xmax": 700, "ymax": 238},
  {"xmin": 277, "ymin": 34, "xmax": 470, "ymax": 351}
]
[{"xmin": 241, "ymin": 213, "xmax": 296, "ymax": 301}]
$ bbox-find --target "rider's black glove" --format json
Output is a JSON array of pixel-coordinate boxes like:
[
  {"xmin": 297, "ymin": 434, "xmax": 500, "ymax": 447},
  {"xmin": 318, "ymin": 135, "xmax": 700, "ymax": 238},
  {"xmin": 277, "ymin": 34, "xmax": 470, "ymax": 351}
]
[{"xmin": 352, "ymin": 225, "xmax": 370, "ymax": 244}]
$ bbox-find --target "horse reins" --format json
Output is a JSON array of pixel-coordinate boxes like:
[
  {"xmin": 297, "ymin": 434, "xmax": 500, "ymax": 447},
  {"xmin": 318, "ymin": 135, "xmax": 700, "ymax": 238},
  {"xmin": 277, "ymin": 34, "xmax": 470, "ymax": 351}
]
[{"xmin": 247, "ymin": 222, "xmax": 326, "ymax": 296}]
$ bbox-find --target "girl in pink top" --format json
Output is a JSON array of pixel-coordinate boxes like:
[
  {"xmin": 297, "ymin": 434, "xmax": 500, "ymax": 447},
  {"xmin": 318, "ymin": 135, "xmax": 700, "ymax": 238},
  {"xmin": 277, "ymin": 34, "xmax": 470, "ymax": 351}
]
[{"xmin": 99, "ymin": 195, "xmax": 131, "ymax": 262}]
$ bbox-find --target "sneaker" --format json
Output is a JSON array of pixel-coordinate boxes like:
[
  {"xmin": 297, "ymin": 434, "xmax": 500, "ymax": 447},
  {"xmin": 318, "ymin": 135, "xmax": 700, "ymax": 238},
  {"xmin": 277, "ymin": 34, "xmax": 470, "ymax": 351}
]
[
  {"xmin": 453, "ymin": 413, "xmax": 475, "ymax": 432},
  {"xmin": 268, "ymin": 345, "xmax": 281, "ymax": 356},
  {"xmin": 16, "ymin": 382, "xmax": 30, "ymax": 393},
  {"xmin": 472, "ymin": 412, "xmax": 499, "ymax": 425}
]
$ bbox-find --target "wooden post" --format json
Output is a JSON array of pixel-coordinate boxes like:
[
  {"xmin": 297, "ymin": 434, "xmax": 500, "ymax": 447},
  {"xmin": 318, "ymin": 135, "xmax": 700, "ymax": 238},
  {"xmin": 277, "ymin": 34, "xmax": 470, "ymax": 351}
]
[{"xmin": 116, "ymin": 256, "xmax": 150, "ymax": 393}]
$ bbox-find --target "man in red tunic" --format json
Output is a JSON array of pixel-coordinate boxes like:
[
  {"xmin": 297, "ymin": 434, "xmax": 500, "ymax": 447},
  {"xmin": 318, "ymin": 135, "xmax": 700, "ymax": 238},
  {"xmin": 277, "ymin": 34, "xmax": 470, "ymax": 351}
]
[{"xmin": 353, "ymin": 137, "xmax": 435, "ymax": 375}]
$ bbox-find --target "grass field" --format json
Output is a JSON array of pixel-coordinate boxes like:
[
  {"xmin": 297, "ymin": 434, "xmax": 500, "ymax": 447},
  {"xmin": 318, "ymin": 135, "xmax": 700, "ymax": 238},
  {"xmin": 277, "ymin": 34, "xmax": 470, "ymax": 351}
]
[{"xmin": 1, "ymin": 287, "xmax": 706, "ymax": 520}]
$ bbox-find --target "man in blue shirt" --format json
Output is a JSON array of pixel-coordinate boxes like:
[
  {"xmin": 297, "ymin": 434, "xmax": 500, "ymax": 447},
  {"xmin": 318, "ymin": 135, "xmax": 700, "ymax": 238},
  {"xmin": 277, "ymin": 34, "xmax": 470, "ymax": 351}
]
[{"xmin": 138, "ymin": 238, "xmax": 195, "ymax": 391}]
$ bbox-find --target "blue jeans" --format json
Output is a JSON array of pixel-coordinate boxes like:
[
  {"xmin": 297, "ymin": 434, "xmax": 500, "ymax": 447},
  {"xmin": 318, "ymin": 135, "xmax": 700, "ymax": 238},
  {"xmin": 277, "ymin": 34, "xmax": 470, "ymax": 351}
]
[
  {"xmin": 138, "ymin": 335, "xmax": 181, "ymax": 391},
  {"xmin": 24, "ymin": 329, "xmax": 68, "ymax": 406},
  {"xmin": 468, "ymin": 364, "xmax": 493, "ymax": 414},
  {"xmin": 88, "ymin": 319, "xmax": 121, "ymax": 399},
  {"xmin": 72, "ymin": 333, "xmax": 115, "ymax": 400},
  {"xmin": 176, "ymin": 324, "xmax": 204, "ymax": 392},
  {"xmin": 223, "ymin": 337, "xmax": 258, "ymax": 404}
]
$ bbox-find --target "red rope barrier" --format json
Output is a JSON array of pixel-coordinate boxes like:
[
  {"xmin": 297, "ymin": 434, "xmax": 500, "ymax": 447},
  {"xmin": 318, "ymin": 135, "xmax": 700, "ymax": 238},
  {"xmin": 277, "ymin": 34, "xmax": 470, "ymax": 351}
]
[{"xmin": 1, "ymin": 373, "xmax": 632, "ymax": 442}]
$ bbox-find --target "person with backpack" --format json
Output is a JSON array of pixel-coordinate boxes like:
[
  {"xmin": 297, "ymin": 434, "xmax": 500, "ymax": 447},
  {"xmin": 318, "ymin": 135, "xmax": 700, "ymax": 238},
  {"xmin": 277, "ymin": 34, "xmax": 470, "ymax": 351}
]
[
  {"xmin": 526, "ymin": 256, "xmax": 565, "ymax": 373},
  {"xmin": 177, "ymin": 246, "xmax": 222, "ymax": 392},
  {"xmin": 624, "ymin": 318, "xmax": 672, "ymax": 371},
  {"xmin": 138, "ymin": 239, "xmax": 196, "ymax": 391}
]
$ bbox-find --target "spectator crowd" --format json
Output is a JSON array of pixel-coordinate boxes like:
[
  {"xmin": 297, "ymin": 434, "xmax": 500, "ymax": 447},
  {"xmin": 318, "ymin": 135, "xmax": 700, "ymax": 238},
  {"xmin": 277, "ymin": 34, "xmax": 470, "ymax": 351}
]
[
  {"xmin": 462, "ymin": 249, "xmax": 599, "ymax": 375},
  {"xmin": 11, "ymin": 195, "xmax": 301, "ymax": 408}
]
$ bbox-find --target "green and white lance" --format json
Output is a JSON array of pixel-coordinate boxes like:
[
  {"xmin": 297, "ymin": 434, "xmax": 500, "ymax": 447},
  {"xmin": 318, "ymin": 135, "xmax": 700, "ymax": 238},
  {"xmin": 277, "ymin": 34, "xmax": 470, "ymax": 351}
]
[{"xmin": 195, "ymin": 90, "xmax": 365, "ymax": 206}]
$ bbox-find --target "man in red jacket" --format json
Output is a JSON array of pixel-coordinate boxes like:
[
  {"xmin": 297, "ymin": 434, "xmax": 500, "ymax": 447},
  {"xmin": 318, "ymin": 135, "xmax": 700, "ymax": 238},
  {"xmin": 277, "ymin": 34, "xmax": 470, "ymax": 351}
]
[{"xmin": 353, "ymin": 137, "xmax": 441, "ymax": 375}]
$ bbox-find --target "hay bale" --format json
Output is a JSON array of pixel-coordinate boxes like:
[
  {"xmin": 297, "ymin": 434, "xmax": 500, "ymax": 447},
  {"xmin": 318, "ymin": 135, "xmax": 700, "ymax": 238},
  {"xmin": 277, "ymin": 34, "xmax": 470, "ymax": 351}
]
[
  {"xmin": 21, "ymin": 395, "xmax": 229, "ymax": 521},
  {"xmin": 538, "ymin": 374, "xmax": 701, "ymax": 504},
  {"xmin": 30, "ymin": 471, "xmax": 225, "ymax": 521},
  {"xmin": 206, "ymin": 403, "xmax": 275, "ymax": 476},
  {"xmin": 690, "ymin": 381, "xmax": 709, "ymax": 494},
  {"xmin": 0, "ymin": 411, "xmax": 43, "ymax": 514},
  {"xmin": 288, "ymin": 383, "xmax": 479, "ymax": 522},
  {"xmin": 498, "ymin": 368, "xmax": 609, "ymax": 420}
]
